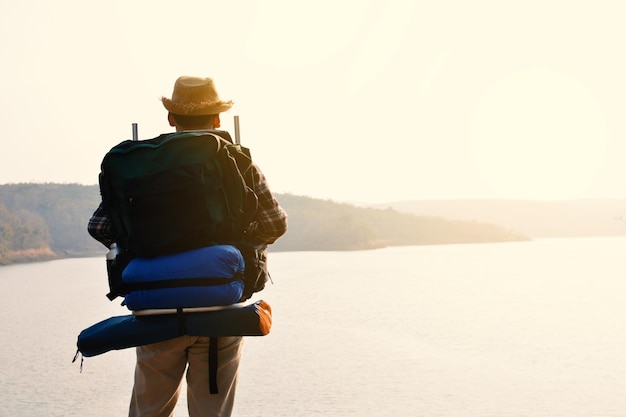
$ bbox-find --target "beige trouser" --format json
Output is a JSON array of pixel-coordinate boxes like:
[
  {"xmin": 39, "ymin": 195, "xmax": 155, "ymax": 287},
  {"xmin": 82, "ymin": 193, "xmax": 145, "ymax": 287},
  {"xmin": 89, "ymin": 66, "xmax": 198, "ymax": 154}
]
[{"xmin": 129, "ymin": 335, "xmax": 243, "ymax": 417}]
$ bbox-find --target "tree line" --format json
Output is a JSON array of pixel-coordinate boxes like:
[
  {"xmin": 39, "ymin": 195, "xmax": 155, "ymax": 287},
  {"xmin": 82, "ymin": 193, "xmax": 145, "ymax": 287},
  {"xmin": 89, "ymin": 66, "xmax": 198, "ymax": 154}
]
[
  {"xmin": 0, "ymin": 183, "xmax": 528, "ymax": 265},
  {"xmin": 268, "ymin": 193, "xmax": 528, "ymax": 251}
]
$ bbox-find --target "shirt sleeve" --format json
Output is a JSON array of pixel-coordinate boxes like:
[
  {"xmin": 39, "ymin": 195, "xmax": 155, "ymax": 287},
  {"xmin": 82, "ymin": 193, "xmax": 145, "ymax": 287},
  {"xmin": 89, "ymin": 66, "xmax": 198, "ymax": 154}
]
[
  {"xmin": 248, "ymin": 163, "xmax": 288, "ymax": 245},
  {"xmin": 87, "ymin": 202, "xmax": 116, "ymax": 249}
]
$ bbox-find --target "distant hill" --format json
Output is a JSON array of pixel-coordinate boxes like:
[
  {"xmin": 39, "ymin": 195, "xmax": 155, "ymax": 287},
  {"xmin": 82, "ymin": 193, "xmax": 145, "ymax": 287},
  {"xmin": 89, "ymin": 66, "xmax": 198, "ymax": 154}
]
[
  {"xmin": 0, "ymin": 183, "xmax": 103, "ymax": 258},
  {"xmin": 0, "ymin": 183, "xmax": 528, "ymax": 264},
  {"xmin": 380, "ymin": 199, "xmax": 626, "ymax": 238},
  {"xmin": 270, "ymin": 194, "xmax": 527, "ymax": 252}
]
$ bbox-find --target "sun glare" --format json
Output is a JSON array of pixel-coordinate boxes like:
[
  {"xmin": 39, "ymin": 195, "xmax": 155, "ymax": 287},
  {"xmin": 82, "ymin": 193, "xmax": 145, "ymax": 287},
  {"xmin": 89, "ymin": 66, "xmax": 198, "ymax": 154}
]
[
  {"xmin": 245, "ymin": 0, "xmax": 367, "ymax": 68},
  {"xmin": 471, "ymin": 69, "xmax": 607, "ymax": 200}
]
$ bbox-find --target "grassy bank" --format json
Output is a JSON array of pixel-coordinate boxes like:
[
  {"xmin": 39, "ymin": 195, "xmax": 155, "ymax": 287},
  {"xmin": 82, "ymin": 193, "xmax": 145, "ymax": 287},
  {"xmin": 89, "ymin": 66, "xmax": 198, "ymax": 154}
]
[{"xmin": 0, "ymin": 247, "xmax": 59, "ymax": 265}]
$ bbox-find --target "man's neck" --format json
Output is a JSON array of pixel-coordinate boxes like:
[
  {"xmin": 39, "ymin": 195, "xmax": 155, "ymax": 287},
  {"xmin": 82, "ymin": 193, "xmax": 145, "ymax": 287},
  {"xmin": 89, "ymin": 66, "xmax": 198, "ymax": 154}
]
[{"xmin": 176, "ymin": 126, "xmax": 214, "ymax": 132}]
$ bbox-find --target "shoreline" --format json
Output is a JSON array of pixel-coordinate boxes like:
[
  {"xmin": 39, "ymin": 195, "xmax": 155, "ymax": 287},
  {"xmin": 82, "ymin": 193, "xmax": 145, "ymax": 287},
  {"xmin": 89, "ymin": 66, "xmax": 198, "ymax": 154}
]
[{"xmin": 0, "ymin": 247, "xmax": 61, "ymax": 266}]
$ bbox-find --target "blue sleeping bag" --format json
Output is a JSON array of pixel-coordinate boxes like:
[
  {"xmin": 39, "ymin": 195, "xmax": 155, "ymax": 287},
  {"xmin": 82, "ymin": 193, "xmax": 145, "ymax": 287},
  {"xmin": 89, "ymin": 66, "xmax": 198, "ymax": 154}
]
[
  {"xmin": 75, "ymin": 300, "xmax": 272, "ymax": 358},
  {"xmin": 122, "ymin": 245, "xmax": 245, "ymax": 310}
]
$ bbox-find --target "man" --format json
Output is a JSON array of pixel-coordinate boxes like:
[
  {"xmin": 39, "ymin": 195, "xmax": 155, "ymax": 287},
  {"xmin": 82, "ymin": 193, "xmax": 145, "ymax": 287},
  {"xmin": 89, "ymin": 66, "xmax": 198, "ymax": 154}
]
[{"xmin": 88, "ymin": 75, "xmax": 288, "ymax": 417}]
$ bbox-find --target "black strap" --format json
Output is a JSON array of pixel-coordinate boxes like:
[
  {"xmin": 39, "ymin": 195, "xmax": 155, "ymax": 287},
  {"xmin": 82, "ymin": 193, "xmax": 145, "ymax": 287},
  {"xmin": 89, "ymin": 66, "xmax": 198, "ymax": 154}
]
[
  {"xmin": 209, "ymin": 337, "xmax": 219, "ymax": 394},
  {"xmin": 124, "ymin": 274, "xmax": 242, "ymax": 293},
  {"xmin": 176, "ymin": 307, "xmax": 187, "ymax": 336},
  {"xmin": 173, "ymin": 310, "xmax": 217, "ymax": 393}
]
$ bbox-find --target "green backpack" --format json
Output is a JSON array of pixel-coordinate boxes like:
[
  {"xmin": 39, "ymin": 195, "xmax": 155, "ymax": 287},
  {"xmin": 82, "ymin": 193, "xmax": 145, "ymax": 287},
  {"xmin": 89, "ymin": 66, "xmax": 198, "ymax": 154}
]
[{"xmin": 99, "ymin": 131, "xmax": 258, "ymax": 258}]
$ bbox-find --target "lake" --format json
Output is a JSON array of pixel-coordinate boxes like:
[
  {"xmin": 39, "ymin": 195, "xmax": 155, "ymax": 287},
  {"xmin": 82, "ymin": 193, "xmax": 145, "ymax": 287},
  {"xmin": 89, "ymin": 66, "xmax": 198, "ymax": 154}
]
[{"xmin": 1, "ymin": 237, "xmax": 625, "ymax": 416}]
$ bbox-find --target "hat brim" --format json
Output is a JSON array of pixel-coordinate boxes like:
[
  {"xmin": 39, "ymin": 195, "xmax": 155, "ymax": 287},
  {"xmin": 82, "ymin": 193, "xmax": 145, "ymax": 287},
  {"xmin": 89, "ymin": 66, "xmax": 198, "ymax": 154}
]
[{"xmin": 161, "ymin": 97, "xmax": 234, "ymax": 116}]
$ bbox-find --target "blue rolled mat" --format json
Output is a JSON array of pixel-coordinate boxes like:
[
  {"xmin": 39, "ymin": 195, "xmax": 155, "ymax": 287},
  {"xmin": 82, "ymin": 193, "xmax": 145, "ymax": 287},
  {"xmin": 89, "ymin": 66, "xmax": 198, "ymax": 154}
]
[
  {"xmin": 76, "ymin": 300, "xmax": 272, "ymax": 358},
  {"xmin": 122, "ymin": 245, "xmax": 245, "ymax": 310}
]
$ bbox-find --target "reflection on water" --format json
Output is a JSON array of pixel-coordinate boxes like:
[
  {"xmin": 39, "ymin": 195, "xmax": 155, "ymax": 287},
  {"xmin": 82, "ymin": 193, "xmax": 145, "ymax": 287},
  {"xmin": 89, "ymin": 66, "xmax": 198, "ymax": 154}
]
[{"xmin": 1, "ymin": 237, "xmax": 625, "ymax": 417}]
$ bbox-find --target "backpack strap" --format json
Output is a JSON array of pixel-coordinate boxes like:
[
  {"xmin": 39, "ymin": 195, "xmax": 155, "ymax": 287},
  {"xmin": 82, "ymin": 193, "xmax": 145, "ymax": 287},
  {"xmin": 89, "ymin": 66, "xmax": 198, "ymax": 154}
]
[
  {"xmin": 209, "ymin": 337, "xmax": 219, "ymax": 394},
  {"xmin": 123, "ymin": 272, "xmax": 243, "ymax": 293},
  {"xmin": 173, "ymin": 308, "xmax": 219, "ymax": 395}
]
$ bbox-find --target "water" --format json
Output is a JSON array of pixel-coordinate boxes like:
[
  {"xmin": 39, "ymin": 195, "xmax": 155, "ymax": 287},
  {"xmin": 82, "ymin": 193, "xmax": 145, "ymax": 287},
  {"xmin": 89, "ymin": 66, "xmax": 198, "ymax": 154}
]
[{"xmin": 1, "ymin": 237, "xmax": 625, "ymax": 416}]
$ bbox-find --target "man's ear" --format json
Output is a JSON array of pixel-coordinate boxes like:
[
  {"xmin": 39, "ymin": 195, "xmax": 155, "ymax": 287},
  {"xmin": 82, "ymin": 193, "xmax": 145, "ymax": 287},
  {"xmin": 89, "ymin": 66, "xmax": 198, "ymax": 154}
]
[
  {"xmin": 213, "ymin": 114, "xmax": 221, "ymax": 129},
  {"xmin": 167, "ymin": 112, "xmax": 176, "ymax": 127}
]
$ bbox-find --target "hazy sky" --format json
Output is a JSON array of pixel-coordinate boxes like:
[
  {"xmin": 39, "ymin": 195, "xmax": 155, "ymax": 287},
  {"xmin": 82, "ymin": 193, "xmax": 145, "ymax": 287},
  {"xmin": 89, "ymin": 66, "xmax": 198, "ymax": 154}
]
[{"xmin": 1, "ymin": 0, "xmax": 624, "ymax": 203}]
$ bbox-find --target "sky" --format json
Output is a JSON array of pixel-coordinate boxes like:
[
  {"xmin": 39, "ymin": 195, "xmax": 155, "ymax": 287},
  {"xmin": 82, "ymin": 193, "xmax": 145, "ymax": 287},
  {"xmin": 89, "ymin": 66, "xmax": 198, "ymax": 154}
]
[{"xmin": 1, "ymin": 0, "xmax": 625, "ymax": 204}]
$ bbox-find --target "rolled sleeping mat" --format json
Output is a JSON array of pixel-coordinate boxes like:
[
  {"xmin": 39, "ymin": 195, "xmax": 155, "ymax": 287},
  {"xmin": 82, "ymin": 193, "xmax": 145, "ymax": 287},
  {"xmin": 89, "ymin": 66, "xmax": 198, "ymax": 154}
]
[
  {"xmin": 75, "ymin": 300, "xmax": 272, "ymax": 358},
  {"xmin": 122, "ymin": 245, "xmax": 245, "ymax": 310}
]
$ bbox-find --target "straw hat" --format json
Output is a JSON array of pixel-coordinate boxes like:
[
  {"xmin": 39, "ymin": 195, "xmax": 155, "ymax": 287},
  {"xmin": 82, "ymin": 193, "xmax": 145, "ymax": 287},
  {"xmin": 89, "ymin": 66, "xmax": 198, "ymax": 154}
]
[{"xmin": 161, "ymin": 76, "xmax": 233, "ymax": 115}]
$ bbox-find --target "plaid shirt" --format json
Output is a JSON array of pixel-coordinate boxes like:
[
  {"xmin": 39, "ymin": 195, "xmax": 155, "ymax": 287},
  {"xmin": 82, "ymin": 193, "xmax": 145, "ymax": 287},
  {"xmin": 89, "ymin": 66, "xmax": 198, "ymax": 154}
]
[{"xmin": 88, "ymin": 162, "xmax": 287, "ymax": 249}]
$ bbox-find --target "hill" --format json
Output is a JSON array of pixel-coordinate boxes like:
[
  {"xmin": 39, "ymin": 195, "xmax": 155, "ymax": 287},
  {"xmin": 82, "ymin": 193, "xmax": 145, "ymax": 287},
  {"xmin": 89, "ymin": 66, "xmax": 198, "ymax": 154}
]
[
  {"xmin": 0, "ymin": 183, "xmax": 528, "ymax": 264},
  {"xmin": 0, "ymin": 183, "xmax": 103, "ymax": 264},
  {"xmin": 272, "ymin": 194, "xmax": 527, "ymax": 251},
  {"xmin": 382, "ymin": 199, "xmax": 626, "ymax": 238}
]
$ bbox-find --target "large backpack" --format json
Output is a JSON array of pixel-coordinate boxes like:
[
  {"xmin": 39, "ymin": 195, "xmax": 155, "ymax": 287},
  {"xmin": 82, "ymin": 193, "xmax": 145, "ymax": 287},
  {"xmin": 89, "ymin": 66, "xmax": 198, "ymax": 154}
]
[
  {"xmin": 100, "ymin": 130, "xmax": 257, "ymax": 256},
  {"xmin": 99, "ymin": 130, "xmax": 268, "ymax": 302}
]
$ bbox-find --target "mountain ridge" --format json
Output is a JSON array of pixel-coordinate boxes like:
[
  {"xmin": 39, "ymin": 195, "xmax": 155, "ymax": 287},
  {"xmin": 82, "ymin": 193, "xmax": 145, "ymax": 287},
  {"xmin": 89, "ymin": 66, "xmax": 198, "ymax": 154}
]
[{"xmin": 373, "ymin": 198, "xmax": 626, "ymax": 238}]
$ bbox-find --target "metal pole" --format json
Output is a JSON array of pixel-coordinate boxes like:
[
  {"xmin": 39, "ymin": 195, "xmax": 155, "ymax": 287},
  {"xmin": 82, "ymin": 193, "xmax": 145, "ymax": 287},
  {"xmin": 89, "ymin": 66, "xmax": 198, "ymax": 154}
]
[
  {"xmin": 233, "ymin": 116, "xmax": 241, "ymax": 145},
  {"xmin": 132, "ymin": 123, "xmax": 138, "ymax": 141}
]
